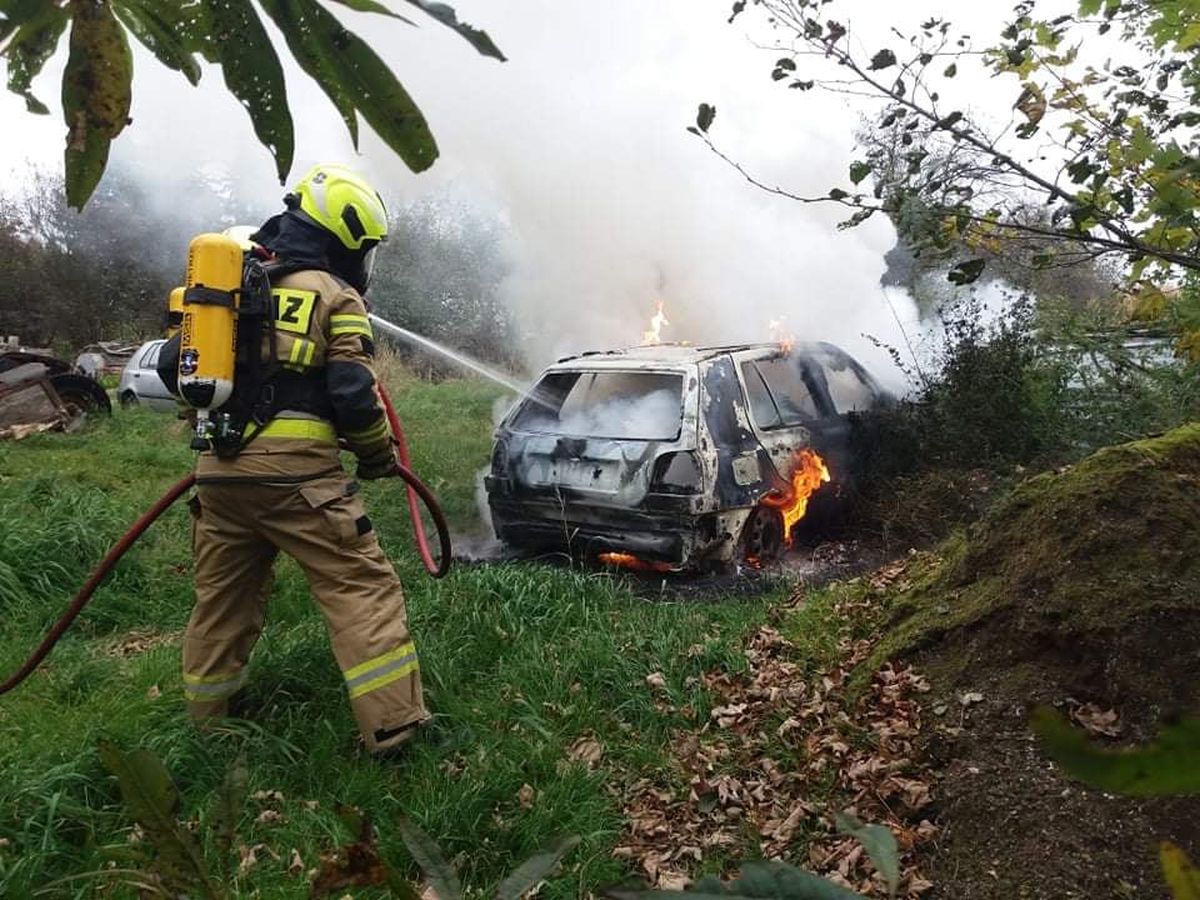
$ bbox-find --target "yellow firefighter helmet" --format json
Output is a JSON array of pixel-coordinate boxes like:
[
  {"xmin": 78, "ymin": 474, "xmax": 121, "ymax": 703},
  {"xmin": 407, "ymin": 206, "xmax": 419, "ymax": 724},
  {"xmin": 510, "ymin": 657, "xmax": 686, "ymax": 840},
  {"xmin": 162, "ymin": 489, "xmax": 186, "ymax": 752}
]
[{"xmin": 289, "ymin": 163, "xmax": 388, "ymax": 250}]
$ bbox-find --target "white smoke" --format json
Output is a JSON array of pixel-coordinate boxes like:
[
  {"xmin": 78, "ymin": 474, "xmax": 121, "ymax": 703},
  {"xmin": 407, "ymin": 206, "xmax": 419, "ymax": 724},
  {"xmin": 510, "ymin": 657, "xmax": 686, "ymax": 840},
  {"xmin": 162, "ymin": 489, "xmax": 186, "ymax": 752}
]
[
  {"xmin": 0, "ymin": 0, "xmax": 1017, "ymax": 392},
  {"xmin": 520, "ymin": 387, "xmax": 683, "ymax": 442}
]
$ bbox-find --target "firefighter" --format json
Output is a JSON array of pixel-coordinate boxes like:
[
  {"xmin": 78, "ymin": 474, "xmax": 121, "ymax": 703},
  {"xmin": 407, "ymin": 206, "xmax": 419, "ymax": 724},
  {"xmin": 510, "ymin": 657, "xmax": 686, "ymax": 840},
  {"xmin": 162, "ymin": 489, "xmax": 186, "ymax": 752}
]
[{"xmin": 159, "ymin": 164, "xmax": 427, "ymax": 754}]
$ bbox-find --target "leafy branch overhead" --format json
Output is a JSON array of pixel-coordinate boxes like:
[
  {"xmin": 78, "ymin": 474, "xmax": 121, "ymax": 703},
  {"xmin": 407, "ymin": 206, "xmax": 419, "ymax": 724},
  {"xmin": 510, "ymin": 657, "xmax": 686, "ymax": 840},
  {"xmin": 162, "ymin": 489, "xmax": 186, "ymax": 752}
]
[
  {"xmin": 699, "ymin": 0, "xmax": 1200, "ymax": 290},
  {"xmin": 0, "ymin": 0, "xmax": 505, "ymax": 209}
]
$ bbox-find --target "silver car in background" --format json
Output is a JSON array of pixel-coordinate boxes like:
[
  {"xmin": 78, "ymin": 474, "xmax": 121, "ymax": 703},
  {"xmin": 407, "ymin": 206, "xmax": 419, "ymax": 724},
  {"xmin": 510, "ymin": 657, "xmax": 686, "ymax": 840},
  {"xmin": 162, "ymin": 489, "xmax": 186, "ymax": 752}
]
[{"xmin": 117, "ymin": 339, "xmax": 177, "ymax": 411}]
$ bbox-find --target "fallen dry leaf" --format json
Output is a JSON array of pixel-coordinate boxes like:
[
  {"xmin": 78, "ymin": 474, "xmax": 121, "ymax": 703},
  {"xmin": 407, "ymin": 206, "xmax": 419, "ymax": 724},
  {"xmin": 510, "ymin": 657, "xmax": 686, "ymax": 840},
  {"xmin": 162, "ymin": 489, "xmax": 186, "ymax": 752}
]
[
  {"xmin": 289, "ymin": 848, "xmax": 304, "ymax": 876},
  {"xmin": 103, "ymin": 630, "xmax": 181, "ymax": 658},
  {"xmin": 256, "ymin": 809, "xmax": 285, "ymax": 825},
  {"xmin": 646, "ymin": 672, "xmax": 668, "ymax": 691},
  {"xmin": 568, "ymin": 736, "xmax": 604, "ymax": 768},
  {"xmin": 658, "ymin": 870, "xmax": 691, "ymax": 890},
  {"xmin": 146, "ymin": 684, "xmax": 161, "ymax": 700},
  {"xmin": 238, "ymin": 843, "xmax": 276, "ymax": 875},
  {"xmin": 518, "ymin": 783, "xmax": 536, "ymax": 808},
  {"xmin": 1071, "ymin": 702, "xmax": 1122, "ymax": 737}
]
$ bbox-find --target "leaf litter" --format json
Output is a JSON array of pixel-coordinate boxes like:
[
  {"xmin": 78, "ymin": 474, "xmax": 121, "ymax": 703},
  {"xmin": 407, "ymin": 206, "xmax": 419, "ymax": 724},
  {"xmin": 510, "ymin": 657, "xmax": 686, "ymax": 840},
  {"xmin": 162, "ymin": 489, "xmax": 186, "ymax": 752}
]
[{"xmin": 616, "ymin": 575, "xmax": 938, "ymax": 897}]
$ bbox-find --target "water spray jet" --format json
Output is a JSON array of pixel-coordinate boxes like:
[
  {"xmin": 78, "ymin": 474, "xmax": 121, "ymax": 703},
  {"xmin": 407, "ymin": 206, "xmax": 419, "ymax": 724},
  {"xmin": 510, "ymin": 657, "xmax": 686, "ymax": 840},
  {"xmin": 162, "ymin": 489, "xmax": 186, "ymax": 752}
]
[{"xmin": 368, "ymin": 313, "xmax": 527, "ymax": 394}]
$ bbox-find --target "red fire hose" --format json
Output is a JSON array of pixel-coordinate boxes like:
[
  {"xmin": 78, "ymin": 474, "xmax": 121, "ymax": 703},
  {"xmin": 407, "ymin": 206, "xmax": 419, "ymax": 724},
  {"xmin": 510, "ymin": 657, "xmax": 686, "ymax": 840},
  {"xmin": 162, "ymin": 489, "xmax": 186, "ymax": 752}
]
[
  {"xmin": 378, "ymin": 383, "xmax": 452, "ymax": 579},
  {"xmin": 0, "ymin": 398, "xmax": 450, "ymax": 697}
]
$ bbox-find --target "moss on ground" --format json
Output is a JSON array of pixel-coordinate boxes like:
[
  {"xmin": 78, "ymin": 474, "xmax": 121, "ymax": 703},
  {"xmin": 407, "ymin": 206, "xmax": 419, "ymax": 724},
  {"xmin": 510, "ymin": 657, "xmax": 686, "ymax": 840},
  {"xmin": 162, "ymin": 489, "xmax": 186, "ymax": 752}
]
[{"xmin": 858, "ymin": 423, "xmax": 1200, "ymax": 719}]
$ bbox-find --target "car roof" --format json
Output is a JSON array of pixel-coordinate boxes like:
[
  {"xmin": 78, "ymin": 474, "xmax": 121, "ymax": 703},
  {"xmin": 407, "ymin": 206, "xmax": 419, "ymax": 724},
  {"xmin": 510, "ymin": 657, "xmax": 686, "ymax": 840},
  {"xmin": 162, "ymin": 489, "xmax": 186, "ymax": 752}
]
[{"xmin": 546, "ymin": 341, "xmax": 850, "ymax": 371}]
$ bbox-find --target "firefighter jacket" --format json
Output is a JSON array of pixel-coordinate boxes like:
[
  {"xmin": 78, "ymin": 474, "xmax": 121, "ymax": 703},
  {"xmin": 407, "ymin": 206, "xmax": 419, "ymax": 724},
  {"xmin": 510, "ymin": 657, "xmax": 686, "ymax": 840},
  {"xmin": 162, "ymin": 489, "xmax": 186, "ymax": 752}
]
[{"xmin": 160, "ymin": 269, "xmax": 392, "ymax": 482}]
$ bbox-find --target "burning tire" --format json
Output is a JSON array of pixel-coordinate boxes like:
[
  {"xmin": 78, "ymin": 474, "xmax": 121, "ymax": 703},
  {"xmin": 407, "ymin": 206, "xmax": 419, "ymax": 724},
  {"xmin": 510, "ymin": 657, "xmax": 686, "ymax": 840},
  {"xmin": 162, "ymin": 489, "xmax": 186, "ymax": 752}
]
[{"xmin": 740, "ymin": 505, "xmax": 785, "ymax": 565}]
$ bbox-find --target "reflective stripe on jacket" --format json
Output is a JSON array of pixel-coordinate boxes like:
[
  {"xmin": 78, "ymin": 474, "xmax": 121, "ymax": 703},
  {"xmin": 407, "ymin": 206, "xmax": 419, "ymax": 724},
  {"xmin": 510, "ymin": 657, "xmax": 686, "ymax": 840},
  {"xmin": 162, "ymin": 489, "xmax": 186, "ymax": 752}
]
[{"xmin": 194, "ymin": 269, "xmax": 391, "ymax": 484}]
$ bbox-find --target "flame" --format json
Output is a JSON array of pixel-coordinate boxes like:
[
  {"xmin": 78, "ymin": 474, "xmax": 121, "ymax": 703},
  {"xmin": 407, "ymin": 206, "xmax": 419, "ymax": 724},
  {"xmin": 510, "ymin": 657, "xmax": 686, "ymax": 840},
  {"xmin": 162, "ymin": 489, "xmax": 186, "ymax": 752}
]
[
  {"xmin": 642, "ymin": 300, "xmax": 670, "ymax": 345},
  {"xmin": 599, "ymin": 552, "xmax": 675, "ymax": 574},
  {"xmin": 768, "ymin": 317, "xmax": 796, "ymax": 354},
  {"xmin": 761, "ymin": 448, "xmax": 831, "ymax": 544}
]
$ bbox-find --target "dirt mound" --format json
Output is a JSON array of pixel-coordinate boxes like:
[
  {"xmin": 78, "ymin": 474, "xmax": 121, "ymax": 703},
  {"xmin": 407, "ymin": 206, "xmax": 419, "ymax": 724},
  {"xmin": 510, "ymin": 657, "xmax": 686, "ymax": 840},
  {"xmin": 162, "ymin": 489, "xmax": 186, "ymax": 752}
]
[{"xmin": 871, "ymin": 424, "xmax": 1200, "ymax": 898}]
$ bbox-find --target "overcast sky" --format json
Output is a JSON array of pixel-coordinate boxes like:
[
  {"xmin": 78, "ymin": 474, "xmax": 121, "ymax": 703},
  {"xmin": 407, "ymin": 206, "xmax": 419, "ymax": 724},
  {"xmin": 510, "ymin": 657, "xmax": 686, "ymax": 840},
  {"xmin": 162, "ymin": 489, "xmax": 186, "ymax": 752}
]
[{"xmin": 0, "ymin": 0, "xmax": 1021, "ymax": 380}]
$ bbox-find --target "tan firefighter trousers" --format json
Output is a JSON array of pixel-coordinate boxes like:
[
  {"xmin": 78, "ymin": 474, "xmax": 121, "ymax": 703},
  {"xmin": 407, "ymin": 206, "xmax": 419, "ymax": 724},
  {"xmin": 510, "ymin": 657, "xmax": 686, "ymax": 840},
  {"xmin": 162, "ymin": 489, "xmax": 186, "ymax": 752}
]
[{"xmin": 183, "ymin": 472, "xmax": 428, "ymax": 753}]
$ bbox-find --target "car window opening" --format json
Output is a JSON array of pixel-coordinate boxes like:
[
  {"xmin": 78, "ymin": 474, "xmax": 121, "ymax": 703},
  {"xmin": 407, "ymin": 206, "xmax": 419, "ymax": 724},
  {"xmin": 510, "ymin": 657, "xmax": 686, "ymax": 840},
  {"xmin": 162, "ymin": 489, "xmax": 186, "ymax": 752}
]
[
  {"xmin": 512, "ymin": 371, "xmax": 685, "ymax": 441},
  {"xmin": 741, "ymin": 357, "xmax": 820, "ymax": 428}
]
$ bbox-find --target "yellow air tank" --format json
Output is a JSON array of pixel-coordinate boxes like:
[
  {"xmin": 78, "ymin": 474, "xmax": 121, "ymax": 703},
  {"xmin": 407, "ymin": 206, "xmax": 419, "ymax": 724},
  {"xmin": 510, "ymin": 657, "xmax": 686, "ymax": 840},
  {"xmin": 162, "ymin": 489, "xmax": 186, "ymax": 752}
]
[
  {"xmin": 178, "ymin": 233, "xmax": 242, "ymax": 440},
  {"xmin": 165, "ymin": 286, "xmax": 185, "ymax": 338}
]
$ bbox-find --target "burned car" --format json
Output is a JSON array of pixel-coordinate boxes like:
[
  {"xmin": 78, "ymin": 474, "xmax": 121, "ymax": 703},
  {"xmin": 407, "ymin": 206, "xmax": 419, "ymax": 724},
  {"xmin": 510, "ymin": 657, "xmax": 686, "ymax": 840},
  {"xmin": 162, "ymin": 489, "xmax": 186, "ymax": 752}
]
[{"xmin": 485, "ymin": 341, "xmax": 890, "ymax": 570}]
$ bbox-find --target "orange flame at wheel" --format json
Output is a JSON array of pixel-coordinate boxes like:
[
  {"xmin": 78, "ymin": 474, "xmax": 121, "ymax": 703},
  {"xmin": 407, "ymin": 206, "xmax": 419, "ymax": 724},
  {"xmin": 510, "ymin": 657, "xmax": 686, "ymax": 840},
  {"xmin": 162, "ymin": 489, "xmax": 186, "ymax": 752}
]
[
  {"xmin": 761, "ymin": 448, "xmax": 831, "ymax": 544},
  {"xmin": 598, "ymin": 552, "xmax": 676, "ymax": 574}
]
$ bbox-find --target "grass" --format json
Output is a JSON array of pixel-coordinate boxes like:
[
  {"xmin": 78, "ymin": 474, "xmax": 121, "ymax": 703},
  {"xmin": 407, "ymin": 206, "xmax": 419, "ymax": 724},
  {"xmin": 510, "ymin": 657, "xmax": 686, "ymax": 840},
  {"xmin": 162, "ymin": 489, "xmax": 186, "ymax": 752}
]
[{"xmin": 0, "ymin": 375, "xmax": 789, "ymax": 897}]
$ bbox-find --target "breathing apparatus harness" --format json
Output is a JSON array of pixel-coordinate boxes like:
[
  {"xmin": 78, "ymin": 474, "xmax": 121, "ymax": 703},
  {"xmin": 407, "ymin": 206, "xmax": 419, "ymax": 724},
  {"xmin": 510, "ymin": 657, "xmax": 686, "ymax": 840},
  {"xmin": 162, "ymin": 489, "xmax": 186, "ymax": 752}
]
[
  {"xmin": 0, "ymin": 238, "xmax": 452, "ymax": 698},
  {"xmin": 187, "ymin": 250, "xmax": 329, "ymax": 459}
]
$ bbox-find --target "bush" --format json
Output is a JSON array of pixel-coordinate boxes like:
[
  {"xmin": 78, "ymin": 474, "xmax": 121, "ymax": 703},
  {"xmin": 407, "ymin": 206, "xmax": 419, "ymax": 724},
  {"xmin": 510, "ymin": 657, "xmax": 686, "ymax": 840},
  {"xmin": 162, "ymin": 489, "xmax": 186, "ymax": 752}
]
[{"xmin": 852, "ymin": 291, "xmax": 1198, "ymax": 543}]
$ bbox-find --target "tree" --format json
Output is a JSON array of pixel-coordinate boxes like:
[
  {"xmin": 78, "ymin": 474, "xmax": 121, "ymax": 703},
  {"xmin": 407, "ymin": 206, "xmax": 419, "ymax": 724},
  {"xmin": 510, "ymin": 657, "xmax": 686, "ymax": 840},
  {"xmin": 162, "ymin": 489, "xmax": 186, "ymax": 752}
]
[
  {"xmin": 0, "ymin": 164, "xmax": 261, "ymax": 346},
  {"xmin": 0, "ymin": 0, "xmax": 504, "ymax": 209},
  {"xmin": 863, "ymin": 123, "xmax": 1119, "ymax": 315},
  {"xmin": 696, "ymin": 1, "xmax": 1200, "ymax": 289},
  {"xmin": 370, "ymin": 190, "xmax": 516, "ymax": 369}
]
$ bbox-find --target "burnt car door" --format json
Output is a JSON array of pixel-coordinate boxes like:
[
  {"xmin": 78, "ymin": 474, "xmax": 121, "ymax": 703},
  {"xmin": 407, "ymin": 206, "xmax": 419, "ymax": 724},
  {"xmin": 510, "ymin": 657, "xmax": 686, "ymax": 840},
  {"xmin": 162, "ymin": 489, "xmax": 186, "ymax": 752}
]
[
  {"xmin": 803, "ymin": 343, "xmax": 892, "ymax": 488},
  {"xmin": 732, "ymin": 346, "xmax": 886, "ymax": 519},
  {"xmin": 733, "ymin": 350, "xmax": 830, "ymax": 484}
]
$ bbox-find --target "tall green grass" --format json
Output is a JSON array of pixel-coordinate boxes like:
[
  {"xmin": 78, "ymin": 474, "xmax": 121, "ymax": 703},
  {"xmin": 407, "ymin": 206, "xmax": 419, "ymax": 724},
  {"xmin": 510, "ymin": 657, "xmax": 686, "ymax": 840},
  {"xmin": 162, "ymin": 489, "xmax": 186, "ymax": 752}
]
[{"xmin": 0, "ymin": 380, "xmax": 783, "ymax": 897}]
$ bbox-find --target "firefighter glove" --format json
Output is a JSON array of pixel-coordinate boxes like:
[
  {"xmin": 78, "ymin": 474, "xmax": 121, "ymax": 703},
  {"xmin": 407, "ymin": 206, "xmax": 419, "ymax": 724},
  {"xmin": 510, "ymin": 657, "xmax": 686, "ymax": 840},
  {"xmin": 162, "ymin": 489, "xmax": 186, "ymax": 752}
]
[{"xmin": 357, "ymin": 446, "xmax": 398, "ymax": 480}]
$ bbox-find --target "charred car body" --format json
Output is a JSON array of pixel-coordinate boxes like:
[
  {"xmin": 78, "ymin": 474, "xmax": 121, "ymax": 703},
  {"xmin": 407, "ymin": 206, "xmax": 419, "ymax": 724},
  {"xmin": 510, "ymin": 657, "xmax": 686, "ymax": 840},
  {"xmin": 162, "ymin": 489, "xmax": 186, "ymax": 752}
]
[{"xmin": 485, "ymin": 342, "xmax": 890, "ymax": 570}]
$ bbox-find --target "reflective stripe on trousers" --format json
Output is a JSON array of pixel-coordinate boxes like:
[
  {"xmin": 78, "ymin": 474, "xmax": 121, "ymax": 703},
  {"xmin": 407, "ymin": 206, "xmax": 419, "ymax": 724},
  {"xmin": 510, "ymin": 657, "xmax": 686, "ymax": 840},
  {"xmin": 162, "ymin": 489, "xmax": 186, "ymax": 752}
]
[
  {"xmin": 183, "ymin": 669, "xmax": 247, "ymax": 702},
  {"xmin": 344, "ymin": 642, "xmax": 419, "ymax": 700}
]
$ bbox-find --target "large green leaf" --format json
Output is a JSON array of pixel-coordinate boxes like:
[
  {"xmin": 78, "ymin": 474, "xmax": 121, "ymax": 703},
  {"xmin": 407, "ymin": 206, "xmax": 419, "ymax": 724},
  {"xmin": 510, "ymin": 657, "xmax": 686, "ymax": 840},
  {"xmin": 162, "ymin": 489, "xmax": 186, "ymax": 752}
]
[
  {"xmin": 97, "ymin": 739, "xmax": 220, "ymax": 898},
  {"xmin": 199, "ymin": 0, "xmax": 295, "ymax": 182},
  {"xmin": 397, "ymin": 816, "xmax": 465, "ymax": 900},
  {"xmin": 1032, "ymin": 708, "xmax": 1200, "ymax": 796},
  {"xmin": 258, "ymin": 0, "xmax": 360, "ymax": 146},
  {"xmin": 402, "ymin": 0, "xmax": 505, "ymax": 61},
  {"xmin": 62, "ymin": 0, "xmax": 133, "ymax": 209},
  {"xmin": 0, "ymin": 0, "xmax": 50, "ymax": 45},
  {"xmin": 261, "ymin": 0, "xmax": 438, "ymax": 172},
  {"xmin": 835, "ymin": 814, "xmax": 899, "ymax": 897},
  {"xmin": 3, "ymin": 2, "xmax": 68, "ymax": 114},
  {"xmin": 493, "ymin": 835, "xmax": 580, "ymax": 900},
  {"xmin": 330, "ymin": 0, "xmax": 416, "ymax": 23},
  {"xmin": 1162, "ymin": 843, "xmax": 1200, "ymax": 900},
  {"xmin": 608, "ymin": 861, "xmax": 867, "ymax": 900},
  {"xmin": 113, "ymin": 0, "xmax": 202, "ymax": 85},
  {"xmin": 211, "ymin": 753, "xmax": 248, "ymax": 882}
]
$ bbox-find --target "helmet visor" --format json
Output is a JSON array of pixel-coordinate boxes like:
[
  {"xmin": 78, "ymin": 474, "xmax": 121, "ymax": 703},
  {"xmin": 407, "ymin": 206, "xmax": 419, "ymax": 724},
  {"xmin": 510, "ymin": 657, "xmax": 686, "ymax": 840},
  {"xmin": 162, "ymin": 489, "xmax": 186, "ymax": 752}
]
[{"xmin": 361, "ymin": 244, "xmax": 379, "ymax": 292}]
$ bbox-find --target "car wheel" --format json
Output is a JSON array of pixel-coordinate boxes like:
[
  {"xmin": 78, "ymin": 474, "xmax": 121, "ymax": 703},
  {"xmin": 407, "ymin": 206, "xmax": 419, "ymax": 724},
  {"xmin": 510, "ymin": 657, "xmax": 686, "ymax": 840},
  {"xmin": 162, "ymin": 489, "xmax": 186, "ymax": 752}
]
[
  {"xmin": 740, "ymin": 505, "xmax": 785, "ymax": 565},
  {"xmin": 119, "ymin": 390, "xmax": 139, "ymax": 408}
]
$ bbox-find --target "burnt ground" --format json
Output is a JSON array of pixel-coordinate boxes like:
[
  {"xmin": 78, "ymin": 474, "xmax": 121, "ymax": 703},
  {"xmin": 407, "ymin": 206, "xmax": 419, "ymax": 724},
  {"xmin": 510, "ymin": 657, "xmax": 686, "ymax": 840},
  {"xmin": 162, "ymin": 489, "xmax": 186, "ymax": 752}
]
[
  {"xmin": 455, "ymin": 534, "xmax": 897, "ymax": 601},
  {"xmin": 636, "ymin": 537, "xmax": 896, "ymax": 601}
]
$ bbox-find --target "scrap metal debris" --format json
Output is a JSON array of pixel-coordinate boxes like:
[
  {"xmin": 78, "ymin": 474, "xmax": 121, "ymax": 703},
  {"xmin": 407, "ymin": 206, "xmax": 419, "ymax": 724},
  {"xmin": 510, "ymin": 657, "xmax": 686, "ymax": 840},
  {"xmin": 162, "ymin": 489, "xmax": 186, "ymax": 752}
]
[{"xmin": 0, "ymin": 347, "xmax": 111, "ymax": 438}]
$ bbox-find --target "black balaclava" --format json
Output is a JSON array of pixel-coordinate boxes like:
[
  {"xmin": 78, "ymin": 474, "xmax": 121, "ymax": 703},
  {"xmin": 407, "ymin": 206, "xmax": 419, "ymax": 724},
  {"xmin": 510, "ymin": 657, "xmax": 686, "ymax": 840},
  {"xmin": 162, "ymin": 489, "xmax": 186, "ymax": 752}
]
[{"xmin": 251, "ymin": 208, "xmax": 375, "ymax": 294}]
